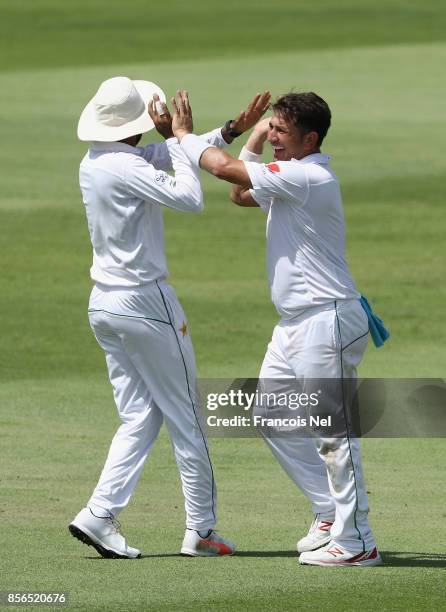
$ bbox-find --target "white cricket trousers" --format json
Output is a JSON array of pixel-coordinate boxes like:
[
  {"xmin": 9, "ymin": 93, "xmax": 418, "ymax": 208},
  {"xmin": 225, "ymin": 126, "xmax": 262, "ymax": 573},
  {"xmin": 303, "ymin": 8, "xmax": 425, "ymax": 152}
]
[
  {"xmin": 259, "ymin": 299, "xmax": 376, "ymax": 552},
  {"xmin": 86, "ymin": 281, "xmax": 216, "ymax": 531}
]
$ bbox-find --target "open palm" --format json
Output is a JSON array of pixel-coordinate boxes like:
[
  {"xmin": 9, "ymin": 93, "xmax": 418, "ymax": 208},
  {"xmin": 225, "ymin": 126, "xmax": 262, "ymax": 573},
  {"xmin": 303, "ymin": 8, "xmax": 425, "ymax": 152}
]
[{"xmin": 231, "ymin": 91, "xmax": 271, "ymax": 134}]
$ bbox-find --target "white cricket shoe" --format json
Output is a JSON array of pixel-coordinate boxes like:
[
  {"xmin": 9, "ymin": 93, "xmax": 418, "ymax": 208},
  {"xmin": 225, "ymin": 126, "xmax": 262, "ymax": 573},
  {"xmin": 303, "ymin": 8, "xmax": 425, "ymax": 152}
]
[
  {"xmin": 299, "ymin": 542, "xmax": 383, "ymax": 567},
  {"xmin": 297, "ymin": 514, "xmax": 334, "ymax": 553},
  {"xmin": 181, "ymin": 529, "xmax": 236, "ymax": 557},
  {"xmin": 69, "ymin": 507, "xmax": 141, "ymax": 559}
]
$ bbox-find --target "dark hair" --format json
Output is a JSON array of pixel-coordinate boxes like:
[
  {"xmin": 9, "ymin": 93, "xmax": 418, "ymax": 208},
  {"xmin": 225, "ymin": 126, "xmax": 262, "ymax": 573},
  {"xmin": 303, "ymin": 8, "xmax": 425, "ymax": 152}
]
[{"xmin": 272, "ymin": 92, "xmax": 331, "ymax": 146}]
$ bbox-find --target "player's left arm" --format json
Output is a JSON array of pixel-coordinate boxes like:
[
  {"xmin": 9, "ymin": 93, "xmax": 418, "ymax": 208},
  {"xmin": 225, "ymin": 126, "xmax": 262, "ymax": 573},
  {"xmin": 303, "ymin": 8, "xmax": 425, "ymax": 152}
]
[{"xmin": 230, "ymin": 117, "xmax": 271, "ymax": 208}]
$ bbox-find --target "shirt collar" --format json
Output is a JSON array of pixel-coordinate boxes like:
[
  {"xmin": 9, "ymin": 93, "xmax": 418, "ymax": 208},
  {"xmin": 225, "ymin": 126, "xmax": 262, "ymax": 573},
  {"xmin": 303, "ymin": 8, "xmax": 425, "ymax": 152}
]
[
  {"xmin": 291, "ymin": 153, "xmax": 331, "ymax": 165},
  {"xmin": 90, "ymin": 141, "xmax": 141, "ymax": 155}
]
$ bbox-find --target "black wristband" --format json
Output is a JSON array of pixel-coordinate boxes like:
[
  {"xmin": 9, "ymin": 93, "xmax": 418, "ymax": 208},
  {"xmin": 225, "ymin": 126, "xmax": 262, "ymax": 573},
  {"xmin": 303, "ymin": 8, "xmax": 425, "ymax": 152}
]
[{"xmin": 224, "ymin": 119, "xmax": 242, "ymax": 138}]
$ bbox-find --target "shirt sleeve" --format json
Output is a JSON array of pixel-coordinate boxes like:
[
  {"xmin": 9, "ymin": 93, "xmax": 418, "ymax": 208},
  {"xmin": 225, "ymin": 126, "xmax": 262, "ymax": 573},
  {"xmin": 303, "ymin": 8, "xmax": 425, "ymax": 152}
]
[
  {"xmin": 198, "ymin": 127, "xmax": 229, "ymax": 149},
  {"xmin": 244, "ymin": 160, "xmax": 308, "ymax": 204},
  {"xmin": 138, "ymin": 141, "xmax": 172, "ymax": 171},
  {"xmin": 125, "ymin": 140, "xmax": 203, "ymax": 213},
  {"xmin": 138, "ymin": 129, "xmax": 227, "ymax": 172}
]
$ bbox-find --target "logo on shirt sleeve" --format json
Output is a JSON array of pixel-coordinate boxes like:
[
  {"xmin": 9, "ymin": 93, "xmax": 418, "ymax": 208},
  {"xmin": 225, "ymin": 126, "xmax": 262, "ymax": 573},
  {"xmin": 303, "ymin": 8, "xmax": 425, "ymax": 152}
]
[
  {"xmin": 266, "ymin": 163, "xmax": 280, "ymax": 173},
  {"xmin": 155, "ymin": 171, "xmax": 169, "ymax": 184}
]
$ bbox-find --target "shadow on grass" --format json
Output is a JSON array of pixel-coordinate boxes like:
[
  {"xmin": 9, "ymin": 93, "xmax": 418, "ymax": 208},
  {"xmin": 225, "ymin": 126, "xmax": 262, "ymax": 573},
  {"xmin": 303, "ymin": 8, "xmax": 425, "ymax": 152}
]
[
  {"xmin": 141, "ymin": 551, "xmax": 298, "ymax": 559},
  {"xmin": 84, "ymin": 551, "xmax": 446, "ymax": 565},
  {"xmin": 85, "ymin": 550, "xmax": 298, "ymax": 559},
  {"xmin": 226, "ymin": 550, "xmax": 297, "ymax": 558},
  {"xmin": 84, "ymin": 553, "xmax": 182, "ymax": 559},
  {"xmin": 380, "ymin": 551, "xmax": 446, "ymax": 568}
]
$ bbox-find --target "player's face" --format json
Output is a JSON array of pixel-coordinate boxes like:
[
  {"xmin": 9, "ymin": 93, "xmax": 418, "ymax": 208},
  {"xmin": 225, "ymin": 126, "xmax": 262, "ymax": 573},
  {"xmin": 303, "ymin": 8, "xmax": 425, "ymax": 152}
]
[{"xmin": 267, "ymin": 113, "xmax": 315, "ymax": 161}]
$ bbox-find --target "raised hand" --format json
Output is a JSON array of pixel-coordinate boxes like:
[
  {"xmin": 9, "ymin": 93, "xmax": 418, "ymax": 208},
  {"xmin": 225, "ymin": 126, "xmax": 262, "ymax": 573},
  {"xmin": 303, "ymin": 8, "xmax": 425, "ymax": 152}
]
[
  {"xmin": 172, "ymin": 90, "xmax": 193, "ymax": 141},
  {"xmin": 147, "ymin": 93, "xmax": 174, "ymax": 139},
  {"xmin": 231, "ymin": 91, "xmax": 271, "ymax": 135}
]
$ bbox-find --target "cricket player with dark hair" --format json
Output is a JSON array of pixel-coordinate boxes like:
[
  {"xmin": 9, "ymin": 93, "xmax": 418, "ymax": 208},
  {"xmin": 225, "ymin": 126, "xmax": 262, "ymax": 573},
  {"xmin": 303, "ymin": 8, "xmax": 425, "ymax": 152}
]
[
  {"xmin": 69, "ymin": 77, "xmax": 269, "ymax": 559},
  {"xmin": 171, "ymin": 89, "xmax": 384, "ymax": 567}
]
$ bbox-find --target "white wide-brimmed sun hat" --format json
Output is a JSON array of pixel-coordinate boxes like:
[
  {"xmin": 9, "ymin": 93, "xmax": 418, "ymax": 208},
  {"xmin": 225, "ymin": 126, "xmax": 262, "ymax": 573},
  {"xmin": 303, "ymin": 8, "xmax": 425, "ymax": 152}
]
[{"xmin": 77, "ymin": 76, "xmax": 166, "ymax": 142}]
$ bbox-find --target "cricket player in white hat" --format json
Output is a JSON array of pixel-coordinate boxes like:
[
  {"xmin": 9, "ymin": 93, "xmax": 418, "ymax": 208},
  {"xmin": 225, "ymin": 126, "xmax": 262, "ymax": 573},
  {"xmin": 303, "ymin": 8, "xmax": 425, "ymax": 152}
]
[
  {"xmin": 69, "ymin": 77, "xmax": 269, "ymax": 558},
  {"xmin": 172, "ymin": 90, "xmax": 383, "ymax": 567}
]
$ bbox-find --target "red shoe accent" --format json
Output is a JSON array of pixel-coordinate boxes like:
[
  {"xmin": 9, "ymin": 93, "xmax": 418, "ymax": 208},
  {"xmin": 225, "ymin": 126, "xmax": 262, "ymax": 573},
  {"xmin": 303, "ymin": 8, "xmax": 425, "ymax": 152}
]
[
  {"xmin": 197, "ymin": 539, "xmax": 232, "ymax": 556},
  {"xmin": 326, "ymin": 546, "xmax": 344, "ymax": 557},
  {"xmin": 343, "ymin": 550, "xmax": 368, "ymax": 563},
  {"xmin": 318, "ymin": 521, "xmax": 333, "ymax": 532},
  {"xmin": 323, "ymin": 547, "xmax": 379, "ymax": 564}
]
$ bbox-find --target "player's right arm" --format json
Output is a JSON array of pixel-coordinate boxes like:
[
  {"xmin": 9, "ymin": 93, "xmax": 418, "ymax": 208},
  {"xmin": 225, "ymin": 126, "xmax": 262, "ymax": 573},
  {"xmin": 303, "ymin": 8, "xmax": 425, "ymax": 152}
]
[
  {"xmin": 171, "ymin": 92, "xmax": 275, "ymax": 210},
  {"xmin": 198, "ymin": 117, "xmax": 272, "ymax": 208},
  {"xmin": 142, "ymin": 92, "xmax": 270, "ymax": 172},
  {"xmin": 173, "ymin": 94, "xmax": 306, "ymax": 210},
  {"xmin": 171, "ymin": 90, "xmax": 270, "ymax": 190},
  {"xmin": 140, "ymin": 127, "xmax": 232, "ymax": 172}
]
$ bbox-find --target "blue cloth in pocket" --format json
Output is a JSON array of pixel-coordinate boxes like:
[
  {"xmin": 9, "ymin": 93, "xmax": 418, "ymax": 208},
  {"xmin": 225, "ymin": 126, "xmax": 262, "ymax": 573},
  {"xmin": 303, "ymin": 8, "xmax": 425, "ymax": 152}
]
[{"xmin": 360, "ymin": 295, "xmax": 390, "ymax": 348}]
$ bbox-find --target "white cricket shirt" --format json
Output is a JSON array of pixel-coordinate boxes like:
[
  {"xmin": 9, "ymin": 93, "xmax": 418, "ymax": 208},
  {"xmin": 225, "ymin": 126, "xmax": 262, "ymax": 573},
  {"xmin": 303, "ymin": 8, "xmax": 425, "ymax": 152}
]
[
  {"xmin": 80, "ymin": 129, "xmax": 226, "ymax": 287},
  {"xmin": 244, "ymin": 154, "xmax": 360, "ymax": 319}
]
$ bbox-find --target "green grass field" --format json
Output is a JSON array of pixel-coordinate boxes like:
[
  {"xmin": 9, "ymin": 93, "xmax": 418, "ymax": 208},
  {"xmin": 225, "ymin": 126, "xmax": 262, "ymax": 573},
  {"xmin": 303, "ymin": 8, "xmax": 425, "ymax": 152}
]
[{"xmin": 1, "ymin": 1, "xmax": 445, "ymax": 610}]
